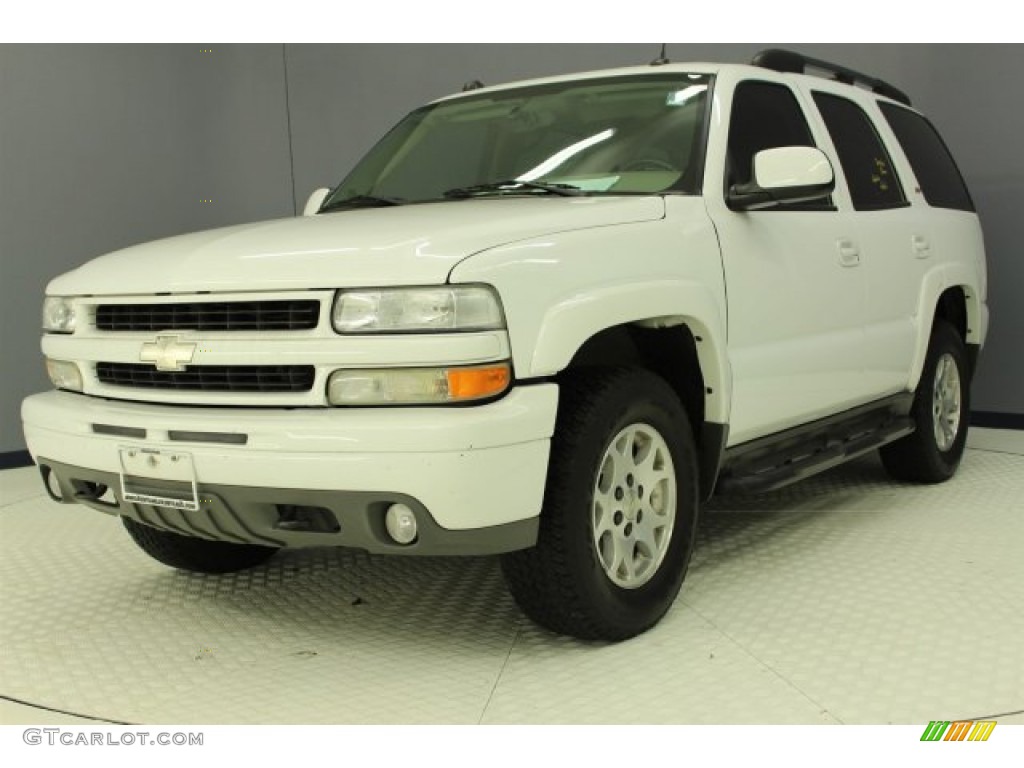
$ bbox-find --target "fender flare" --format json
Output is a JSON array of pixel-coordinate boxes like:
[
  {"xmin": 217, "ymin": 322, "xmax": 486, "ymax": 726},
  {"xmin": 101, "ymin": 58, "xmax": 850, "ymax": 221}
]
[
  {"xmin": 908, "ymin": 263, "xmax": 984, "ymax": 390},
  {"xmin": 528, "ymin": 279, "xmax": 731, "ymax": 424}
]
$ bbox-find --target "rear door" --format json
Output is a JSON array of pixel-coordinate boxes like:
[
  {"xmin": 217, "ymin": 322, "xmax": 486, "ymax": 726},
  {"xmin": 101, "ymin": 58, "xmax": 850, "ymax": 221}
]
[
  {"xmin": 872, "ymin": 102, "xmax": 984, "ymax": 388},
  {"xmin": 808, "ymin": 89, "xmax": 919, "ymax": 397}
]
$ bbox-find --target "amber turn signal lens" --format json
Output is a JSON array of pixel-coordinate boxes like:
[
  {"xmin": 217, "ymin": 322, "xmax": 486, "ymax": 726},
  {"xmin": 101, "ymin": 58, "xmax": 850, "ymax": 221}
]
[{"xmin": 446, "ymin": 364, "xmax": 511, "ymax": 401}]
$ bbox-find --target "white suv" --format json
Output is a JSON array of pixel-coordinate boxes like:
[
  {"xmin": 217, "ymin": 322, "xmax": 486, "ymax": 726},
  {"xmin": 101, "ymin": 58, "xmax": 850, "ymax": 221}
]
[{"xmin": 22, "ymin": 49, "xmax": 988, "ymax": 640}]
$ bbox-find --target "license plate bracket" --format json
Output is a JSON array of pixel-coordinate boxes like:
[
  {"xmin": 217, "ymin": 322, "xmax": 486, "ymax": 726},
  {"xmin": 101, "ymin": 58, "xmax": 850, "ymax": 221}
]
[{"xmin": 118, "ymin": 446, "xmax": 199, "ymax": 511}]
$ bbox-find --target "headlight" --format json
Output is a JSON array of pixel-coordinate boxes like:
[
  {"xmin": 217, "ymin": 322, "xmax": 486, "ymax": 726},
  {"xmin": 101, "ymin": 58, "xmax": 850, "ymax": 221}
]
[
  {"xmin": 332, "ymin": 286, "xmax": 504, "ymax": 334},
  {"xmin": 42, "ymin": 297, "xmax": 77, "ymax": 333},
  {"xmin": 327, "ymin": 363, "xmax": 511, "ymax": 405},
  {"xmin": 45, "ymin": 359, "xmax": 83, "ymax": 392}
]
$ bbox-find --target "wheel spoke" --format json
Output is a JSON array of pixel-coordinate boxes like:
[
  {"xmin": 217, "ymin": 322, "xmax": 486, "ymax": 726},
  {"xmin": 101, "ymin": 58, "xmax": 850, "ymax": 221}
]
[
  {"xmin": 607, "ymin": 536, "xmax": 631, "ymax": 582},
  {"xmin": 634, "ymin": 445, "xmax": 671, "ymax": 497},
  {"xmin": 593, "ymin": 499, "xmax": 615, "ymax": 539},
  {"xmin": 610, "ymin": 435, "xmax": 632, "ymax": 486},
  {"xmin": 634, "ymin": 513, "xmax": 659, "ymax": 559},
  {"xmin": 631, "ymin": 431, "xmax": 653, "ymax": 469},
  {"xmin": 648, "ymin": 477, "xmax": 671, "ymax": 514},
  {"xmin": 634, "ymin": 436, "xmax": 662, "ymax": 473},
  {"xmin": 646, "ymin": 464, "xmax": 673, "ymax": 497}
]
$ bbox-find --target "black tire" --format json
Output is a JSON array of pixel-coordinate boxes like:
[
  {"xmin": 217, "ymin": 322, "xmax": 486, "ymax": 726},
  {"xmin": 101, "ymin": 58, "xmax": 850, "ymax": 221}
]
[
  {"xmin": 501, "ymin": 367, "xmax": 700, "ymax": 641},
  {"xmin": 122, "ymin": 517, "xmax": 278, "ymax": 574},
  {"xmin": 880, "ymin": 321, "xmax": 970, "ymax": 483}
]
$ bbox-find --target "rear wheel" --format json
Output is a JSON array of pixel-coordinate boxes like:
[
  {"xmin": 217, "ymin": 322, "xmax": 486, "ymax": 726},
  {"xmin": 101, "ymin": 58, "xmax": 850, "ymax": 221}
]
[
  {"xmin": 880, "ymin": 321, "xmax": 970, "ymax": 483},
  {"xmin": 122, "ymin": 518, "xmax": 278, "ymax": 574},
  {"xmin": 501, "ymin": 367, "xmax": 699, "ymax": 641}
]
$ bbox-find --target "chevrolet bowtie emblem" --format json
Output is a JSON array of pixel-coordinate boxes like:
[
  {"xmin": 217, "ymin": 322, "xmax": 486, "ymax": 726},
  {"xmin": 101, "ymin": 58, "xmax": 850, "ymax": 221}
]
[{"xmin": 140, "ymin": 335, "xmax": 197, "ymax": 372}]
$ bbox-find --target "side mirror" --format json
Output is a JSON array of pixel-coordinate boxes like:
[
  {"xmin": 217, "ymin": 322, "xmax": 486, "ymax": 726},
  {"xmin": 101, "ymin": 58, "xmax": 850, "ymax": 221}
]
[
  {"xmin": 728, "ymin": 146, "xmax": 834, "ymax": 211},
  {"xmin": 303, "ymin": 187, "xmax": 331, "ymax": 217}
]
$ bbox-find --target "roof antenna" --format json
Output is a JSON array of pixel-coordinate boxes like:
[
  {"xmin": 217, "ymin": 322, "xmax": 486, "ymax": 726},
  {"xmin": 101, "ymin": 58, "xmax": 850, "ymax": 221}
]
[
  {"xmin": 650, "ymin": 43, "xmax": 669, "ymax": 66},
  {"xmin": 462, "ymin": 79, "xmax": 484, "ymax": 92}
]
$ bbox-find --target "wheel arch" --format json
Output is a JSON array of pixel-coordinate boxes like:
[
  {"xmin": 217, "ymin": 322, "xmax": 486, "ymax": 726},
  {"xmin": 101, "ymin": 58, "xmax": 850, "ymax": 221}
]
[
  {"xmin": 908, "ymin": 264, "xmax": 984, "ymax": 390},
  {"xmin": 561, "ymin": 319, "xmax": 728, "ymax": 500},
  {"xmin": 528, "ymin": 280, "xmax": 730, "ymax": 424}
]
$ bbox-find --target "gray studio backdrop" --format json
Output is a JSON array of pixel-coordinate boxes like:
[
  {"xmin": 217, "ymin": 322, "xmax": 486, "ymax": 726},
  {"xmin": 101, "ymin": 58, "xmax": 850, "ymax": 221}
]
[{"xmin": 1, "ymin": 43, "xmax": 1021, "ymax": 457}]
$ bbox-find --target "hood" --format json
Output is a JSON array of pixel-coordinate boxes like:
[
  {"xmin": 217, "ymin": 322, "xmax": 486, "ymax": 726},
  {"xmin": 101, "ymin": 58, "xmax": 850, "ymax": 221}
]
[{"xmin": 48, "ymin": 197, "xmax": 665, "ymax": 296}]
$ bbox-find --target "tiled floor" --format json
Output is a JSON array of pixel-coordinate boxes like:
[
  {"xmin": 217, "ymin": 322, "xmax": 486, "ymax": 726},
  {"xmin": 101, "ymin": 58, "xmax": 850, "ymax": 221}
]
[{"xmin": 1, "ymin": 429, "xmax": 1021, "ymax": 725}]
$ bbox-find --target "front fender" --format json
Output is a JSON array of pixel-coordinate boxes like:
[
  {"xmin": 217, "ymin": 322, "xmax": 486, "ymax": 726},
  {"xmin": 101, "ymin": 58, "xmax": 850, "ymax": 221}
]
[
  {"xmin": 449, "ymin": 211, "xmax": 731, "ymax": 423},
  {"xmin": 529, "ymin": 280, "xmax": 730, "ymax": 423}
]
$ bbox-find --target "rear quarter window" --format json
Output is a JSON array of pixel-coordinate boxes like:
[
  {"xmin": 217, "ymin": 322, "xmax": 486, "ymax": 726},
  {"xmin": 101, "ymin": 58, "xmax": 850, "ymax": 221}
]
[{"xmin": 878, "ymin": 102, "xmax": 974, "ymax": 212}]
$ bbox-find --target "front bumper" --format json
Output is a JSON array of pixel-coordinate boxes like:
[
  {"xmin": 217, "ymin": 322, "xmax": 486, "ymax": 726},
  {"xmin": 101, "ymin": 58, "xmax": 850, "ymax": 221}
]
[{"xmin": 22, "ymin": 385, "xmax": 558, "ymax": 555}]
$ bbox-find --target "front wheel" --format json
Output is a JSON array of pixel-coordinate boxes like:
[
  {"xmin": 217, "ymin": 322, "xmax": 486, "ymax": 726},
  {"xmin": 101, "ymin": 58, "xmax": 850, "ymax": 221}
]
[
  {"xmin": 880, "ymin": 321, "xmax": 970, "ymax": 483},
  {"xmin": 501, "ymin": 368, "xmax": 699, "ymax": 641}
]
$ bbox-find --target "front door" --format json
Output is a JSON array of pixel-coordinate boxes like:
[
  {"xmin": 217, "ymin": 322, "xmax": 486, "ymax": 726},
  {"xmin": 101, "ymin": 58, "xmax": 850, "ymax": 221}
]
[{"xmin": 705, "ymin": 78, "xmax": 868, "ymax": 446}]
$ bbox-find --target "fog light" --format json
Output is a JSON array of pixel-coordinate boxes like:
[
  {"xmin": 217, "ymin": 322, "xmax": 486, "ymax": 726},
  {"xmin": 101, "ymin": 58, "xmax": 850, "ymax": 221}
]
[
  {"xmin": 45, "ymin": 358, "xmax": 83, "ymax": 392},
  {"xmin": 385, "ymin": 503, "xmax": 418, "ymax": 545}
]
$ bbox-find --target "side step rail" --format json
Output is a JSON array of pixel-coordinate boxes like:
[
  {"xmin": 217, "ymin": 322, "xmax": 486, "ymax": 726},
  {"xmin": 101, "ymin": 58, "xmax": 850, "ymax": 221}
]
[{"xmin": 715, "ymin": 395, "xmax": 914, "ymax": 495}]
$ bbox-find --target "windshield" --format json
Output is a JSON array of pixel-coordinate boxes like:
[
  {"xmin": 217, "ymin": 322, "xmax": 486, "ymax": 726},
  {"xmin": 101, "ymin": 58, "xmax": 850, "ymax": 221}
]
[{"xmin": 322, "ymin": 73, "xmax": 712, "ymax": 208}]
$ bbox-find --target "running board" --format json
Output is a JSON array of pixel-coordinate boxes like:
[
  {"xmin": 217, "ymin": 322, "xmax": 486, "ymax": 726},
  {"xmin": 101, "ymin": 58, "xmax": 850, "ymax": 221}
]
[{"xmin": 715, "ymin": 395, "xmax": 914, "ymax": 495}]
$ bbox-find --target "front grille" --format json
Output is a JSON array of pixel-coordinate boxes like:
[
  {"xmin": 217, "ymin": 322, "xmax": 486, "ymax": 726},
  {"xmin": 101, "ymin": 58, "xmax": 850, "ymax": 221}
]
[
  {"xmin": 96, "ymin": 363, "xmax": 315, "ymax": 392},
  {"xmin": 95, "ymin": 300, "xmax": 320, "ymax": 332}
]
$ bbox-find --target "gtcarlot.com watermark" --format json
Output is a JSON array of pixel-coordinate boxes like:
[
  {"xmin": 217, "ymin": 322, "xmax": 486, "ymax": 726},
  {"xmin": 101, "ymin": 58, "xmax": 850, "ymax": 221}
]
[{"xmin": 23, "ymin": 728, "xmax": 203, "ymax": 747}]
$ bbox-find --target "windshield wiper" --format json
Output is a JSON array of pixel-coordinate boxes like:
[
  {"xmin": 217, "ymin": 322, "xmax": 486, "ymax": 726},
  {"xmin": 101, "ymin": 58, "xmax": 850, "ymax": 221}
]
[
  {"xmin": 443, "ymin": 180, "xmax": 584, "ymax": 198},
  {"xmin": 319, "ymin": 194, "xmax": 405, "ymax": 212}
]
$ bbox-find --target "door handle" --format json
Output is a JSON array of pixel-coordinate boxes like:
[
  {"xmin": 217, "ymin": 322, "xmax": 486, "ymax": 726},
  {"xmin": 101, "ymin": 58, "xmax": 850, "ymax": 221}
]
[
  {"xmin": 912, "ymin": 235, "xmax": 932, "ymax": 259},
  {"xmin": 837, "ymin": 239, "xmax": 861, "ymax": 267}
]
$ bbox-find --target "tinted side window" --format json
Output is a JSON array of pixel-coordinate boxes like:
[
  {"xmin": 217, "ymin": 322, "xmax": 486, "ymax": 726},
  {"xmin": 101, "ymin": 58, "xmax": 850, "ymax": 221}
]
[
  {"xmin": 878, "ymin": 102, "xmax": 974, "ymax": 212},
  {"xmin": 813, "ymin": 92, "xmax": 906, "ymax": 211},
  {"xmin": 727, "ymin": 81, "xmax": 815, "ymax": 190}
]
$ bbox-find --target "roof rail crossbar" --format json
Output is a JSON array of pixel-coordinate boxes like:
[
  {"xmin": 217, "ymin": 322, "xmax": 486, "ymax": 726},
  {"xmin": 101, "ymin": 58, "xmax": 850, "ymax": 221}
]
[{"xmin": 751, "ymin": 48, "xmax": 912, "ymax": 106}]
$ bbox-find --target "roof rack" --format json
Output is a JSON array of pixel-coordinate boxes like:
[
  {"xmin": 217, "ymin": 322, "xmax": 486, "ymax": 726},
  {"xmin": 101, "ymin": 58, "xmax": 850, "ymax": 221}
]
[{"xmin": 751, "ymin": 48, "xmax": 912, "ymax": 107}]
